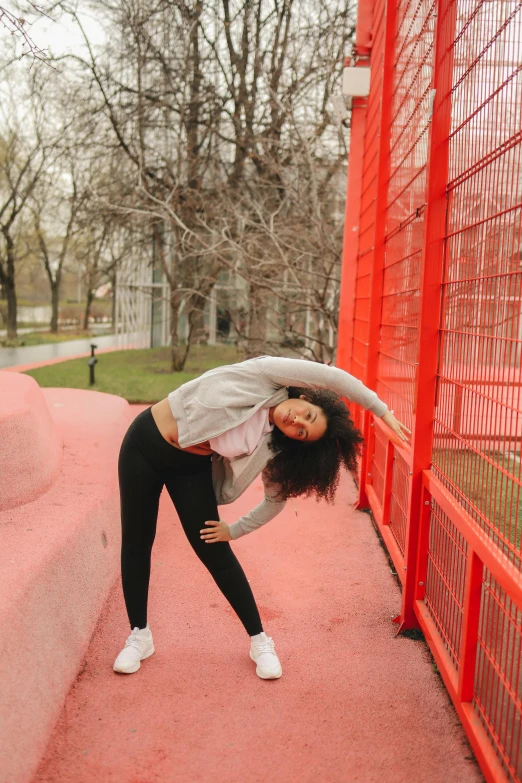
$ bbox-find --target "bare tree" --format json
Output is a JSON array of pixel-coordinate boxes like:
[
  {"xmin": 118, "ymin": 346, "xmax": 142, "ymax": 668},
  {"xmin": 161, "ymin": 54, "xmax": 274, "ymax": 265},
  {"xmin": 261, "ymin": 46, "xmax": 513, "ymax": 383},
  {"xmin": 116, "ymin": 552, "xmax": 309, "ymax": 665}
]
[
  {"xmin": 0, "ymin": 64, "xmax": 55, "ymax": 336},
  {"xmin": 58, "ymin": 0, "xmax": 355, "ymax": 367},
  {"xmin": 202, "ymin": 1, "xmax": 353, "ymax": 359},
  {"xmin": 0, "ymin": 1, "xmax": 55, "ymax": 62},
  {"xmin": 31, "ymin": 157, "xmax": 83, "ymax": 332}
]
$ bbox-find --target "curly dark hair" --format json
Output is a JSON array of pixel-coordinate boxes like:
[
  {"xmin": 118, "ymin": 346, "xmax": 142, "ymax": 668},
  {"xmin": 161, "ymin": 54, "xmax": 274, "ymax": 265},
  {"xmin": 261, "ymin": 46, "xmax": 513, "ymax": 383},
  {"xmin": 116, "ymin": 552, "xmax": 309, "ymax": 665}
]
[{"xmin": 263, "ymin": 386, "xmax": 364, "ymax": 503}]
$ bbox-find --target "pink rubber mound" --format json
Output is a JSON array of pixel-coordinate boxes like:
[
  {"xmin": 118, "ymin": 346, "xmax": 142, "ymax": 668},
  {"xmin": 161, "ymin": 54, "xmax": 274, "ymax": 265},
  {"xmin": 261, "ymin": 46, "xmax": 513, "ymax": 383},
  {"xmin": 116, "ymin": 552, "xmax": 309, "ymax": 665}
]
[
  {"xmin": 0, "ymin": 373, "xmax": 63, "ymax": 512},
  {"xmin": 0, "ymin": 374, "xmax": 131, "ymax": 783}
]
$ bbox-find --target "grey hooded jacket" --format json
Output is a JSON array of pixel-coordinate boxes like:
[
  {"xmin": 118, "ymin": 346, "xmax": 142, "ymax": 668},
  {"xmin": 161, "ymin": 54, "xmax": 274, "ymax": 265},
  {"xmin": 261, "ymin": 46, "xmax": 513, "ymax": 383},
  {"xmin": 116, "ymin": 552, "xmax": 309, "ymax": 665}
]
[{"xmin": 167, "ymin": 356, "xmax": 388, "ymax": 540}]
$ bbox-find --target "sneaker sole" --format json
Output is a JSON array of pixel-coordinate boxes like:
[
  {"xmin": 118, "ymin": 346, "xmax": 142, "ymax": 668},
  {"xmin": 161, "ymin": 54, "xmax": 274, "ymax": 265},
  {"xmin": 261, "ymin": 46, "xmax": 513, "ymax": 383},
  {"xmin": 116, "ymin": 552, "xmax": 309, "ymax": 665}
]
[
  {"xmin": 113, "ymin": 645, "xmax": 155, "ymax": 674},
  {"xmin": 249, "ymin": 651, "xmax": 282, "ymax": 679}
]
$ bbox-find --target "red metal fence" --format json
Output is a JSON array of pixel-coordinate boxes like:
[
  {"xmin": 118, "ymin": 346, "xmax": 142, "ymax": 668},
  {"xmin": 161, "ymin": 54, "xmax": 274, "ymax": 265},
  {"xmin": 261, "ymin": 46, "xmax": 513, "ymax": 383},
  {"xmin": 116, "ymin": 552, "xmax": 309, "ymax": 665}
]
[{"xmin": 337, "ymin": 0, "xmax": 522, "ymax": 781}]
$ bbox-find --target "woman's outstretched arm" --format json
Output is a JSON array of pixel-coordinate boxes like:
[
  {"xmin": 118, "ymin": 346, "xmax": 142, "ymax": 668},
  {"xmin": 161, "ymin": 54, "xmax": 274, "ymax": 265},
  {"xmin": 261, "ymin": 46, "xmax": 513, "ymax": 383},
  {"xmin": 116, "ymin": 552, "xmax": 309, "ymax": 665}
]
[
  {"xmin": 255, "ymin": 356, "xmax": 387, "ymax": 415},
  {"xmin": 256, "ymin": 356, "xmax": 410, "ymax": 443}
]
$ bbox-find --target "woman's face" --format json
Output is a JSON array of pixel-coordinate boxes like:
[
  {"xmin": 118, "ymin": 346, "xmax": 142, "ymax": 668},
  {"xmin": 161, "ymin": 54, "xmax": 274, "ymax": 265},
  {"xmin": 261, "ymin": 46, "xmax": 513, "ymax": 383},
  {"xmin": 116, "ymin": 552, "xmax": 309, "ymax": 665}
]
[{"xmin": 271, "ymin": 395, "xmax": 327, "ymax": 442}]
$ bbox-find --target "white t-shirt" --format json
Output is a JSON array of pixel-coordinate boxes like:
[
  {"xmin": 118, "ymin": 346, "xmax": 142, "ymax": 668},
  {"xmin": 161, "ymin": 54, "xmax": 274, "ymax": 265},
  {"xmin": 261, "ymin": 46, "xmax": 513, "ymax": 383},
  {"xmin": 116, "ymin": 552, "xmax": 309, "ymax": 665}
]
[{"xmin": 208, "ymin": 407, "xmax": 273, "ymax": 459}]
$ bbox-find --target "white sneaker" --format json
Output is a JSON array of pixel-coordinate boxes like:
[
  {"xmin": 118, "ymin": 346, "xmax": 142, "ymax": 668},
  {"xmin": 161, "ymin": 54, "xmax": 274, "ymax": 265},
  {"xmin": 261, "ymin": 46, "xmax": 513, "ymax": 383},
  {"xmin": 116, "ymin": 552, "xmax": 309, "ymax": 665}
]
[
  {"xmin": 113, "ymin": 624, "xmax": 155, "ymax": 674},
  {"xmin": 250, "ymin": 632, "xmax": 282, "ymax": 679}
]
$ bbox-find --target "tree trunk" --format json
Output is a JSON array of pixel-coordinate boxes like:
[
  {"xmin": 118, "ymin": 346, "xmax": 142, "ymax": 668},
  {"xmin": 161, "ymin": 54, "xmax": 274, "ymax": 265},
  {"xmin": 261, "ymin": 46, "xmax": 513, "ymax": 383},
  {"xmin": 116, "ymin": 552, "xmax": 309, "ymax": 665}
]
[
  {"xmin": 189, "ymin": 307, "xmax": 206, "ymax": 345},
  {"xmin": 171, "ymin": 342, "xmax": 191, "ymax": 372},
  {"xmin": 170, "ymin": 287, "xmax": 190, "ymax": 372},
  {"xmin": 4, "ymin": 234, "xmax": 17, "ymax": 339},
  {"xmin": 186, "ymin": 0, "xmax": 203, "ymax": 191},
  {"xmin": 5, "ymin": 276, "xmax": 17, "ymax": 339},
  {"xmin": 111, "ymin": 270, "xmax": 117, "ymax": 329},
  {"xmin": 246, "ymin": 282, "xmax": 267, "ymax": 357},
  {"xmin": 83, "ymin": 288, "xmax": 95, "ymax": 331},
  {"xmin": 50, "ymin": 283, "xmax": 59, "ymax": 333},
  {"xmin": 187, "ymin": 290, "xmax": 208, "ymax": 345}
]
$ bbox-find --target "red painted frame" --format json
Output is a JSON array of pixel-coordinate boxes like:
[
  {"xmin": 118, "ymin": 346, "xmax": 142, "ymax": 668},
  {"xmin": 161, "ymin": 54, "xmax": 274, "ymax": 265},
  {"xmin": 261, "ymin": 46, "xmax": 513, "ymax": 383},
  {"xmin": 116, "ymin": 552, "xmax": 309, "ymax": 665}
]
[{"xmin": 339, "ymin": 0, "xmax": 522, "ymax": 779}]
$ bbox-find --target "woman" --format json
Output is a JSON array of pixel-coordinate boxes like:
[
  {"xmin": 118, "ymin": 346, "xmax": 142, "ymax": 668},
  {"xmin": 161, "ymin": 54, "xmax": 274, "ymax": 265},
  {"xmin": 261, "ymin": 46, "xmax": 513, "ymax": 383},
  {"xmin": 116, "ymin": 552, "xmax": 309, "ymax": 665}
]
[{"xmin": 113, "ymin": 355, "xmax": 410, "ymax": 679}]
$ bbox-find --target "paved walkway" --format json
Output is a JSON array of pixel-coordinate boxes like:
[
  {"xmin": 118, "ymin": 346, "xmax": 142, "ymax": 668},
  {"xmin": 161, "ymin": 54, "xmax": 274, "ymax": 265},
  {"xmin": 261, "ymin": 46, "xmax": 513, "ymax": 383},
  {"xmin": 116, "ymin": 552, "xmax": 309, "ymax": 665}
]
[
  {"xmin": 0, "ymin": 333, "xmax": 125, "ymax": 369},
  {"xmin": 32, "ymin": 406, "xmax": 483, "ymax": 783},
  {"xmin": 0, "ymin": 325, "xmax": 112, "ymax": 338}
]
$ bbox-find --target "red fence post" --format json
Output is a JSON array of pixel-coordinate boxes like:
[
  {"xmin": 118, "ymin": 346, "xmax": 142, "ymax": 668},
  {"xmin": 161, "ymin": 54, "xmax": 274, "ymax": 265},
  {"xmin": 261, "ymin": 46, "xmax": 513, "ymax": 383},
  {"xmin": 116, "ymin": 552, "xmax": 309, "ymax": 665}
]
[
  {"xmin": 337, "ymin": 98, "xmax": 369, "ymax": 376},
  {"xmin": 351, "ymin": 0, "xmax": 398, "ymax": 509},
  {"xmin": 414, "ymin": 479, "xmax": 433, "ymax": 603},
  {"xmin": 337, "ymin": 0, "xmax": 373, "ymax": 376},
  {"xmin": 337, "ymin": 0, "xmax": 374, "ymax": 505},
  {"xmin": 457, "ymin": 550, "xmax": 483, "ymax": 702},
  {"xmin": 398, "ymin": 0, "xmax": 458, "ymax": 631}
]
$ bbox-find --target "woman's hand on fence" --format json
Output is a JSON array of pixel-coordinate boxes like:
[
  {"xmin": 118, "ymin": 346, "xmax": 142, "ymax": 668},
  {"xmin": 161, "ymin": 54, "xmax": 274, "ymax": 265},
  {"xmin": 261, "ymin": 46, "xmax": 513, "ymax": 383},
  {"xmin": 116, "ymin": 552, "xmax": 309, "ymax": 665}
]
[
  {"xmin": 200, "ymin": 519, "xmax": 232, "ymax": 543},
  {"xmin": 380, "ymin": 410, "xmax": 411, "ymax": 443}
]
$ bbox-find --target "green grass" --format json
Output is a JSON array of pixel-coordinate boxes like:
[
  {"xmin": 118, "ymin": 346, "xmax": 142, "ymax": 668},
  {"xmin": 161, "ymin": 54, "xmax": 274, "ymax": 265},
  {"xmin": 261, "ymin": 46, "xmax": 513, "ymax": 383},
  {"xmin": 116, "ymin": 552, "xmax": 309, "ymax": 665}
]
[
  {"xmin": 433, "ymin": 449, "xmax": 522, "ymax": 551},
  {"xmin": 24, "ymin": 344, "xmax": 245, "ymax": 403},
  {"xmin": 0, "ymin": 330, "xmax": 109, "ymax": 348}
]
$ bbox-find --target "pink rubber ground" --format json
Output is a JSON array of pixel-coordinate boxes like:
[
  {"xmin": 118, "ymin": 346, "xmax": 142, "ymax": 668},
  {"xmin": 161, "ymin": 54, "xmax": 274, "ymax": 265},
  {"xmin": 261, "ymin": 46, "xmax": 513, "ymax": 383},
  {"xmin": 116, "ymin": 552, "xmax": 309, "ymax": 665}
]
[{"xmin": 32, "ymin": 409, "xmax": 483, "ymax": 783}]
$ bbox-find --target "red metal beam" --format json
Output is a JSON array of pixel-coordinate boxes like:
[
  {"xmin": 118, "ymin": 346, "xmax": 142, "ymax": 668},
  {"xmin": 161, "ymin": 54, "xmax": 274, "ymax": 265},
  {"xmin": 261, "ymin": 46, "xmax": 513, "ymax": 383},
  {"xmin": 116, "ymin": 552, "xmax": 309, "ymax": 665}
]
[
  {"xmin": 354, "ymin": 0, "xmax": 372, "ymax": 55},
  {"xmin": 337, "ymin": 101, "xmax": 368, "ymax": 374},
  {"xmin": 414, "ymin": 484, "xmax": 433, "ymax": 604},
  {"xmin": 337, "ymin": 0, "xmax": 373, "ymax": 375},
  {"xmin": 354, "ymin": 0, "xmax": 398, "ymax": 509},
  {"xmin": 397, "ymin": 0, "xmax": 458, "ymax": 631},
  {"xmin": 457, "ymin": 549, "xmax": 484, "ymax": 702}
]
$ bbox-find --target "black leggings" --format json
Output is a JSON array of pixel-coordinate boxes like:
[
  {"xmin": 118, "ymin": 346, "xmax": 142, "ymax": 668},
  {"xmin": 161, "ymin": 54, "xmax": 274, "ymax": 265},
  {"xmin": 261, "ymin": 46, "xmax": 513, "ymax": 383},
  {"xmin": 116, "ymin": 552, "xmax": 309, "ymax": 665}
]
[{"xmin": 118, "ymin": 407, "xmax": 263, "ymax": 636}]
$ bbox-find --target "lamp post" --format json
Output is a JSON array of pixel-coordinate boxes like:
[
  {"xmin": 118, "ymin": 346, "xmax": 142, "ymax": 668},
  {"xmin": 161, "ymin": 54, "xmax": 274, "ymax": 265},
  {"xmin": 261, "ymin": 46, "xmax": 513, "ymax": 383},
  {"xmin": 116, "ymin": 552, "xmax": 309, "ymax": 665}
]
[{"xmin": 88, "ymin": 344, "xmax": 98, "ymax": 386}]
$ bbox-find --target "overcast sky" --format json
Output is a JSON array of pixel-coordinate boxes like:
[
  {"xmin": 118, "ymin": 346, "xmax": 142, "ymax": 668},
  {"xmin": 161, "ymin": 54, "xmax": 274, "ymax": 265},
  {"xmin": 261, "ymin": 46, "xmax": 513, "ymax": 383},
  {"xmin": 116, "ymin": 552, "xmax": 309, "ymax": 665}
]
[{"xmin": 2, "ymin": 2, "xmax": 106, "ymax": 58}]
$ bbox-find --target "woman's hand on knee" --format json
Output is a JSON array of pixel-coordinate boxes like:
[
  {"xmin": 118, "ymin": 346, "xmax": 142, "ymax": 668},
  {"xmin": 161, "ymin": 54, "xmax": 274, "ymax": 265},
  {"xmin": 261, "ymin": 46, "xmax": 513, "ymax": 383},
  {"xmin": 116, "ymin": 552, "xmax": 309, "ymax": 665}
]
[{"xmin": 200, "ymin": 519, "xmax": 232, "ymax": 543}]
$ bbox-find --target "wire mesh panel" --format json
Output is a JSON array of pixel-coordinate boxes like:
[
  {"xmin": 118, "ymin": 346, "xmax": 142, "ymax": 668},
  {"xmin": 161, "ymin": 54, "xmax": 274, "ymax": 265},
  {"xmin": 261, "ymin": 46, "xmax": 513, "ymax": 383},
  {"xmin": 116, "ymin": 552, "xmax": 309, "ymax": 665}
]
[
  {"xmin": 434, "ymin": 0, "xmax": 522, "ymax": 571},
  {"xmin": 388, "ymin": 450, "xmax": 410, "ymax": 555},
  {"xmin": 379, "ymin": 221, "xmax": 422, "ymax": 434},
  {"xmin": 424, "ymin": 500, "xmax": 469, "ymax": 670},
  {"xmin": 370, "ymin": 423, "xmax": 388, "ymax": 508},
  {"xmin": 377, "ymin": 0, "xmax": 437, "ymax": 431},
  {"xmin": 474, "ymin": 572, "xmax": 522, "ymax": 783}
]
